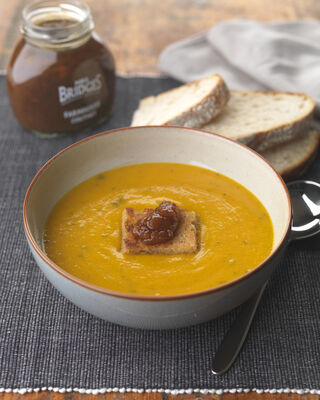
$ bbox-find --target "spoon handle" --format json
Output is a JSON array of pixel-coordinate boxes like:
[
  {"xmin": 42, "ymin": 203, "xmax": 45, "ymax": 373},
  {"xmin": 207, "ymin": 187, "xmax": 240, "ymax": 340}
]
[
  {"xmin": 211, "ymin": 180, "xmax": 320, "ymax": 376},
  {"xmin": 211, "ymin": 281, "xmax": 268, "ymax": 375}
]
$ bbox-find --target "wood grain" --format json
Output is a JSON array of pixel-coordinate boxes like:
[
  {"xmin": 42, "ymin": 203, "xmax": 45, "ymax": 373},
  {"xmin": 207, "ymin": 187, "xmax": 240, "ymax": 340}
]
[
  {"xmin": 1, "ymin": 1, "xmax": 320, "ymax": 400},
  {"xmin": 0, "ymin": 391, "xmax": 319, "ymax": 400},
  {"xmin": 1, "ymin": 0, "xmax": 320, "ymax": 73}
]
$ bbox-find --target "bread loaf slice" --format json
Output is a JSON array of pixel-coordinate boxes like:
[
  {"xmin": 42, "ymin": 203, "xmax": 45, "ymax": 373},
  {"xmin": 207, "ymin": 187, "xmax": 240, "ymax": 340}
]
[
  {"xmin": 260, "ymin": 129, "xmax": 319, "ymax": 181},
  {"xmin": 203, "ymin": 91, "xmax": 315, "ymax": 152},
  {"xmin": 131, "ymin": 74, "xmax": 230, "ymax": 128}
]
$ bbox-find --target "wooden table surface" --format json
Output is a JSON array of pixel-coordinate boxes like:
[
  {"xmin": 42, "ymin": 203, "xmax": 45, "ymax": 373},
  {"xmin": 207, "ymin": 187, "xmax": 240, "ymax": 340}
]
[
  {"xmin": 1, "ymin": 0, "xmax": 320, "ymax": 399},
  {"xmin": 1, "ymin": 0, "xmax": 320, "ymax": 74}
]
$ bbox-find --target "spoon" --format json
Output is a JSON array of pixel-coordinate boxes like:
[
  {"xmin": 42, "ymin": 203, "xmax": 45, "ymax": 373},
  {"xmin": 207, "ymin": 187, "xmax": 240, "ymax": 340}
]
[{"xmin": 211, "ymin": 180, "xmax": 320, "ymax": 376}]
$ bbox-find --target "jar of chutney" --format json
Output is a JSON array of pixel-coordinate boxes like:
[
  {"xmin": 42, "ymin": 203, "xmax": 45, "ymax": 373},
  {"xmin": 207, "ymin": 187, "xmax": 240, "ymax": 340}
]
[{"xmin": 7, "ymin": 0, "xmax": 116, "ymax": 137}]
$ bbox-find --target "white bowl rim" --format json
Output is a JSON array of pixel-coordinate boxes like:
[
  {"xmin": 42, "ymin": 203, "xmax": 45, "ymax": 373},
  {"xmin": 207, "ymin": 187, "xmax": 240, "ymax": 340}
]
[{"xmin": 23, "ymin": 125, "xmax": 292, "ymax": 302}]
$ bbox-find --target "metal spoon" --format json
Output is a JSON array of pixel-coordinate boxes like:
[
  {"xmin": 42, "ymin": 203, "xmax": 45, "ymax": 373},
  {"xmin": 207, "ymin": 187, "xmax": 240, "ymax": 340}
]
[{"xmin": 211, "ymin": 180, "xmax": 320, "ymax": 376}]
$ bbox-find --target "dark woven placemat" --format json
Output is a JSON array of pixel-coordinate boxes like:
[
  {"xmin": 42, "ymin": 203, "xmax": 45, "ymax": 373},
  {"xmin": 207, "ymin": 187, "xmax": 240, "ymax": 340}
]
[{"xmin": 0, "ymin": 75, "xmax": 320, "ymax": 393}]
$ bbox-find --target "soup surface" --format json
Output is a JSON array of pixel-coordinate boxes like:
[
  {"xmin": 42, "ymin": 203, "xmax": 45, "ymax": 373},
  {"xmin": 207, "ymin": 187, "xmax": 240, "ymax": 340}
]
[{"xmin": 44, "ymin": 163, "xmax": 274, "ymax": 296}]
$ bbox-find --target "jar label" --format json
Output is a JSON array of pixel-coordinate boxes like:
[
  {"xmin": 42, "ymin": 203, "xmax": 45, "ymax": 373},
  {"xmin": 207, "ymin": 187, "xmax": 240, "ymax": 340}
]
[
  {"xmin": 63, "ymin": 100, "xmax": 101, "ymax": 125},
  {"xmin": 58, "ymin": 74, "xmax": 102, "ymax": 106}
]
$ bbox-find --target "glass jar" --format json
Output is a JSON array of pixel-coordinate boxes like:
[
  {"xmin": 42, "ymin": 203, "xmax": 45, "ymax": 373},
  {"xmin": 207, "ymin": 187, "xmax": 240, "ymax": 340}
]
[{"xmin": 6, "ymin": 0, "xmax": 116, "ymax": 137}]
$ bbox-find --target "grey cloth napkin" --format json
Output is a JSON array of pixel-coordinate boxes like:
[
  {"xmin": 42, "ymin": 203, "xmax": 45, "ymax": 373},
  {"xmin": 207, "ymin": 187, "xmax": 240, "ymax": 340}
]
[{"xmin": 158, "ymin": 19, "xmax": 320, "ymax": 107}]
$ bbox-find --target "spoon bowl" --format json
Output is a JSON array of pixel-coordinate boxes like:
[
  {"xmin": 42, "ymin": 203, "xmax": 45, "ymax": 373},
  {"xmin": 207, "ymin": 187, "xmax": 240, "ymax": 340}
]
[{"xmin": 288, "ymin": 180, "xmax": 320, "ymax": 240}]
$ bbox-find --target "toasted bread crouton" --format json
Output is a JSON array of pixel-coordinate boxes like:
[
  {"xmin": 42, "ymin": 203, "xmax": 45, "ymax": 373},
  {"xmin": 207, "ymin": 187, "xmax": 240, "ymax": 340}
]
[{"xmin": 121, "ymin": 207, "xmax": 198, "ymax": 254}]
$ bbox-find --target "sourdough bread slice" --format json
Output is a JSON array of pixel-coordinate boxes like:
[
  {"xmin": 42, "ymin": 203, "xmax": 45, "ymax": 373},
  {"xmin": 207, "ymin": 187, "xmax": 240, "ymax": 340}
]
[
  {"xmin": 203, "ymin": 91, "xmax": 315, "ymax": 152},
  {"xmin": 131, "ymin": 74, "xmax": 230, "ymax": 128},
  {"xmin": 260, "ymin": 129, "xmax": 319, "ymax": 181}
]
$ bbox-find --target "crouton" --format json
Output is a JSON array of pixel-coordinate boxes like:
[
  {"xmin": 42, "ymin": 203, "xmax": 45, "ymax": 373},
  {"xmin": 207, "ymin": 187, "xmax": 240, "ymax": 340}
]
[{"xmin": 121, "ymin": 207, "xmax": 198, "ymax": 254}]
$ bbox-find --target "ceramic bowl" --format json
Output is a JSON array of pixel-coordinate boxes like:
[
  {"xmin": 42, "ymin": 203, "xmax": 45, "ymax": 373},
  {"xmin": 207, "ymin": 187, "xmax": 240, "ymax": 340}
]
[{"xmin": 23, "ymin": 126, "xmax": 292, "ymax": 329}]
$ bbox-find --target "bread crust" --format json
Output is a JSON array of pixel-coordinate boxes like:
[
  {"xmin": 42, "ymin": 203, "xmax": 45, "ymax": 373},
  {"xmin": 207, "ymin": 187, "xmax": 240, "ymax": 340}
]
[
  {"xmin": 131, "ymin": 74, "xmax": 230, "ymax": 128},
  {"xmin": 163, "ymin": 76, "xmax": 230, "ymax": 128},
  {"xmin": 261, "ymin": 129, "xmax": 320, "ymax": 181},
  {"xmin": 226, "ymin": 91, "xmax": 316, "ymax": 152},
  {"xmin": 121, "ymin": 207, "xmax": 199, "ymax": 254}
]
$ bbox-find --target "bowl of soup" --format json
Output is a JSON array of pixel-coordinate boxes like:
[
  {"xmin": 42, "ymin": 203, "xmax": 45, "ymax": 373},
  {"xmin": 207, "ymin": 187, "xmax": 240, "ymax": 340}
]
[{"xmin": 23, "ymin": 126, "xmax": 291, "ymax": 329}]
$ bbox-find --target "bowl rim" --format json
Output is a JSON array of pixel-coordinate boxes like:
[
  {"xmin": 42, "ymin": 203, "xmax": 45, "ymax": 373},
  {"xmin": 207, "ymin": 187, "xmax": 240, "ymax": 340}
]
[{"xmin": 23, "ymin": 125, "xmax": 292, "ymax": 302}]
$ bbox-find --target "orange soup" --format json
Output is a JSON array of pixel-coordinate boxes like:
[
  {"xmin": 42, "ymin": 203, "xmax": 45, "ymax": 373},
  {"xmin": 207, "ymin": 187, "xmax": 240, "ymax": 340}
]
[{"xmin": 44, "ymin": 163, "xmax": 274, "ymax": 295}]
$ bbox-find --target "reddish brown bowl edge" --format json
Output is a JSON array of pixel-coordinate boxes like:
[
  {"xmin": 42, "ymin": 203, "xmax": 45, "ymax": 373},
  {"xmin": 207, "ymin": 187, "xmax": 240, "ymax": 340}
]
[{"xmin": 23, "ymin": 125, "xmax": 293, "ymax": 302}]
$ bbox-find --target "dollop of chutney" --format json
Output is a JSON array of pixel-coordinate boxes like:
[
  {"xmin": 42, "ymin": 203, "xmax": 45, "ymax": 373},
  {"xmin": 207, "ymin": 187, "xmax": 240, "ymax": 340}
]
[{"xmin": 132, "ymin": 201, "xmax": 181, "ymax": 245}]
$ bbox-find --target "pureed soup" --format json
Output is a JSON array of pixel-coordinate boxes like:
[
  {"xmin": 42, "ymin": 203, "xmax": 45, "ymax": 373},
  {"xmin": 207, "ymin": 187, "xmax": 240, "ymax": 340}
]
[{"xmin": 44, "ymin": 163, "xmax": 274, "ymax": 296}]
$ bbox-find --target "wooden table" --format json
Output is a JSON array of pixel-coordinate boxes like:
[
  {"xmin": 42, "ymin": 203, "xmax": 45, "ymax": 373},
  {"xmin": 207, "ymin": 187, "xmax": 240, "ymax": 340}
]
[
  {"xmin": 1, "ymin": 393, "xmax": 319, "ymax": 400},
  {"xmin": 1, "ymin": 1, "xmax": 319, "ymax": 399},
  {"xmin": 1, "ymin": 0, "xmax": 320, "ymax": 74}
]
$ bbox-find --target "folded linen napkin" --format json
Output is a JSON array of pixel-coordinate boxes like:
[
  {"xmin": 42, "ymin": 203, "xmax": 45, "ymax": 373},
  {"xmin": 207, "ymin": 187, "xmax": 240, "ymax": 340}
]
[{"xmin": 158, "ymin": 19, "xmax": 320, "ymax": 108}]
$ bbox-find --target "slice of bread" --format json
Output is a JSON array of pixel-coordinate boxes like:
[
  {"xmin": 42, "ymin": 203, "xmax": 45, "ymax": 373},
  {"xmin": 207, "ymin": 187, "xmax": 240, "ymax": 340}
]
[
  {"xmin": 260, "ymin": 129, "xmax": 319, "ymax": 181},
  {"xmin": 131, "ymin": 74, "xmax": 230, "ymax": 128},
  {"xmin": 203, "ymin": 91, "xmax": 315, "ymax": 152},
  {"xmin": 121, "ymin": 207, "xmax": 198, "ymax": 254}
]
